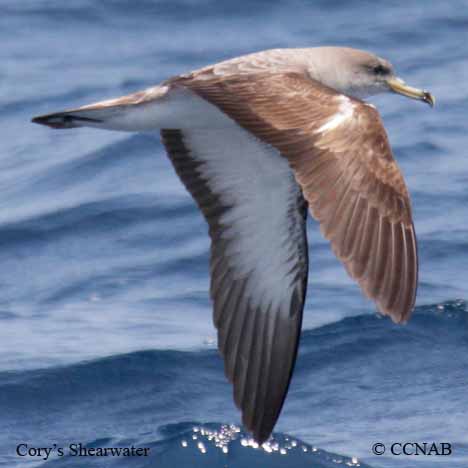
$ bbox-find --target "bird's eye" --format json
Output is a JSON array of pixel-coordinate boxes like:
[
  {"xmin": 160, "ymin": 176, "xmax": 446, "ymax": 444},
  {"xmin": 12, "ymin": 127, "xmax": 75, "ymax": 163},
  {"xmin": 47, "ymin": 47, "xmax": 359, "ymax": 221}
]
[{"xmin": 373, "ymin": 64, "xmax": 387, "ymax": 75}]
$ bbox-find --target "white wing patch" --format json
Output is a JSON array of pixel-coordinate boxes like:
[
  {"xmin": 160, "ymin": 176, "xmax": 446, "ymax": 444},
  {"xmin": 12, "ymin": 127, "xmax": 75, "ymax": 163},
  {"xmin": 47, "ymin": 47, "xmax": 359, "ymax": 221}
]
[
  {"xmin": 316, "ymin": 95, "xmax": 355, "ymax": 134},
  {"xmin": 183, "ymin": 124, "xmax": 304, "ymax": 313}
]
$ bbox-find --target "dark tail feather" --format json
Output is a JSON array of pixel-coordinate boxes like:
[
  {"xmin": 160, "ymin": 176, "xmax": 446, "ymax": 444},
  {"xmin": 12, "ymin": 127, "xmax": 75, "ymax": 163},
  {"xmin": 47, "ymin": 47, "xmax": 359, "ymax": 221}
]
[
  {"xmin": 32, "ymin": 86, "xmax": 168, "ymax": 131},
  {"xmin": 31, "ymin": 112, "xmax": 102, "ymax": 129},
  {"xmin": 30, "ymin": 86, "xmax": 166, "ymax": 130}
]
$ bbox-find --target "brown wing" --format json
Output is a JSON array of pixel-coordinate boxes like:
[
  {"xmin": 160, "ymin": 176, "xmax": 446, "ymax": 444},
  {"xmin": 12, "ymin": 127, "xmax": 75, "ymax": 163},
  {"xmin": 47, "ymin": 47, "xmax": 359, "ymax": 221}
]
[
  {"xmin": 170, "ymin": 71, "xmax": 418, "ymax": 322},
  {"xmin": 160, "ymin": 127, "xmax": 308, "ymax": 443}
]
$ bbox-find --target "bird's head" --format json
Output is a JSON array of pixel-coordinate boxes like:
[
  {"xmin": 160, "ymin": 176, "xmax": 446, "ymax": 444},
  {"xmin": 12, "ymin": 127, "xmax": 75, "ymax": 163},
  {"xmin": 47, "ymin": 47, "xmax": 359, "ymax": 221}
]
[{"xmin": 308, "ymin": 47, "xmax": 435, "ymax": 106}]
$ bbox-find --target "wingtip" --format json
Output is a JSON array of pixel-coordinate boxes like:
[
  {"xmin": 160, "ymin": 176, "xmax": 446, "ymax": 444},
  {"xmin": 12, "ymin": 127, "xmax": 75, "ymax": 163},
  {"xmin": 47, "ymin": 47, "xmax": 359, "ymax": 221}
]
[
  {"xmin": 246, "ymin": 418, "xmax": 273, "ymax": 445},
  {"xmin": 378, "ymin": 302, "xmax": 414, "ymax": 325},
  {"xmin": 252, "ymin": 432, "xmax": 270, "ymax": 446}
]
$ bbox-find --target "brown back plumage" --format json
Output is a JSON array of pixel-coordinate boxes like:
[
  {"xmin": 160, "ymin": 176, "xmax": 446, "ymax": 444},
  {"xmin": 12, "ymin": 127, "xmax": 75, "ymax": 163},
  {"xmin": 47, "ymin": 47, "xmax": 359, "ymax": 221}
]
[{"xmin": 169, "ymin": 70, "xmax": 418, "ymax": 322}]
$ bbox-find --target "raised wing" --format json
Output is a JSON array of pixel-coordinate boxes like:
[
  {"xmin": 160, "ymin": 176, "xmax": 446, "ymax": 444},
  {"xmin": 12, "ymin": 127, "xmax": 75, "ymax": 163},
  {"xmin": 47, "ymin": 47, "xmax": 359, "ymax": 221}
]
[
  {"xmin": 161, "ymin": 124, "xmax": 308, "ymax": 443},
  {"xmin": 170, "ymin": 71, "xmax": 417, "ymax": 322}
]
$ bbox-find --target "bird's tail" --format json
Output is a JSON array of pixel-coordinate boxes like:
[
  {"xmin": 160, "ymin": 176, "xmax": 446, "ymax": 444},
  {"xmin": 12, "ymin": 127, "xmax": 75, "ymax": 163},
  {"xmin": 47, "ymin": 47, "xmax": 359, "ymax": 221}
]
[
  {"xmin": 32, "ymin": 108, "xmax": 109, "ymax": 129},
  {"xmin": 31, "ymin": 86, "xmax": 168, "ymax": 131}
]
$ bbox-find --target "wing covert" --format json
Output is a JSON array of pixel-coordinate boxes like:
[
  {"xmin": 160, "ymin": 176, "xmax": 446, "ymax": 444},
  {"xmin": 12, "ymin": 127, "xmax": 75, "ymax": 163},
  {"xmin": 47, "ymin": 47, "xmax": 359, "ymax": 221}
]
[
  {"xmin": 161, "ymin": 125, "xmax": 308, "ymax": 443},
  {"xmin": 173, "ymin": 71, "xmax": 418, "ymax": 322}
]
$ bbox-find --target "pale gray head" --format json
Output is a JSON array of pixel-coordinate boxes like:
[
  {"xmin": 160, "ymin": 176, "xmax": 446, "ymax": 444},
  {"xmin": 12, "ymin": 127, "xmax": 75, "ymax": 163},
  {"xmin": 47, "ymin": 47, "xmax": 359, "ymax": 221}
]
[{"xmin": 307, "ymin": 47, "xmax": 435, "ymax": 106}]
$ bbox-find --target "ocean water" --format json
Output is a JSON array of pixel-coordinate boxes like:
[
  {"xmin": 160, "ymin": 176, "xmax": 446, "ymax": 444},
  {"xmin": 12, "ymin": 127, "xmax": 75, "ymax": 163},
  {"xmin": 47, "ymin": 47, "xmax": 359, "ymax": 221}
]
[{"xmin": 1, "ymin": 1, "xmax": 467, "ymax": 467}]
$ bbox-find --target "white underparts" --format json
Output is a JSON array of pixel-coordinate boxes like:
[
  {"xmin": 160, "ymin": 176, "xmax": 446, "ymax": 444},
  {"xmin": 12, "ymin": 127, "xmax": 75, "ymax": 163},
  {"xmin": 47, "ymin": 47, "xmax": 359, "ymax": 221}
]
[
  {"xmin": 64, "ymin": 87, "xmax": 235, "ymax": 132},
  {"xmin": 316, "ymin": 95, "xmax": 355, "ymax": 134},
  {"xmin": 183, "ymin": 124, "xmax": 302, "ymax": 312}
]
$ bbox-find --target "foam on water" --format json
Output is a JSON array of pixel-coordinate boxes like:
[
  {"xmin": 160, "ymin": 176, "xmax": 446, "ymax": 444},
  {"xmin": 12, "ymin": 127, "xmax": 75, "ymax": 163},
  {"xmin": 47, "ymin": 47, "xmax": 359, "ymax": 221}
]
[{"xmin": 1, "ymin": 1, "xmax": 467, "ymax": 467}]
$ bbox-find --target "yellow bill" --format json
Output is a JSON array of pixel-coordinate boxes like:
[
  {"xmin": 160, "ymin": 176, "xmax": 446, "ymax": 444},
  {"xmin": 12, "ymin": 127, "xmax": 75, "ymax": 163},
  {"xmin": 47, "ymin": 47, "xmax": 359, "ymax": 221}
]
[{"xmin": 387, "ymin": 77, "xmax": 435, "ymax": 107}]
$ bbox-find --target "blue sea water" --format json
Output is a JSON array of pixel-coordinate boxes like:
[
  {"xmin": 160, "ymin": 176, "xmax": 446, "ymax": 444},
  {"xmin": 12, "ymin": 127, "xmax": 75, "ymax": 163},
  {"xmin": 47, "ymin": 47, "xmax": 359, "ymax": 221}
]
[{"xmin": 1, "ymin": 1, "xmax": 467, "ymax": 467}]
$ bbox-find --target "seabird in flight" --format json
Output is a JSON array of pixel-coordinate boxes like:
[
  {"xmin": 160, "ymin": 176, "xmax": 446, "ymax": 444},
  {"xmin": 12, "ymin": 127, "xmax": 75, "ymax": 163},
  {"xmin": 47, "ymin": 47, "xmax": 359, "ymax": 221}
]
[{"xmin": 32, "ymin": 46, "xmax": 435, "ymax": 444}]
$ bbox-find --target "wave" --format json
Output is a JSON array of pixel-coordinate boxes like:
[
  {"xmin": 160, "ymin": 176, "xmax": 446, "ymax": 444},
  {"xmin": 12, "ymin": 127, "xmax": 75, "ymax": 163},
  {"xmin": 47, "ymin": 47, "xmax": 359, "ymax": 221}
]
[
  {"xmin": 1, "ymin": 301, "xmax": 466, "ymax": 467},
  {"xmin": 37, "ymin": 423, "xmax": 370, "ymax": 468}
]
